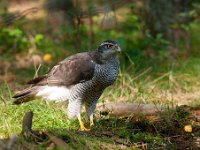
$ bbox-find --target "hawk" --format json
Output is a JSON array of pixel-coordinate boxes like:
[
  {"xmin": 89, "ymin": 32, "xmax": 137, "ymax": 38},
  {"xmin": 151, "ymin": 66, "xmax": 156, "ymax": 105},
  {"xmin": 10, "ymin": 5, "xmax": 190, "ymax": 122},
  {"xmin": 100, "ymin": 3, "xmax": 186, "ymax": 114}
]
[{"xmin": 13, "ymin": 40, "xmax": 121, "ymax": 131}]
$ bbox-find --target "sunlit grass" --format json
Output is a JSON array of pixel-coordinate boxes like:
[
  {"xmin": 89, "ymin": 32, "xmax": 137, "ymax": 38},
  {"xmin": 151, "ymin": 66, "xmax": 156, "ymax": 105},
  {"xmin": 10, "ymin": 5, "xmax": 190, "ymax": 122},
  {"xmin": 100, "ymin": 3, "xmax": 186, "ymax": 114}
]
[
  {"xmin": 0, "ymin": 99, "xmax": 79, "ymax": 137},
  {"xmin": 103, "ymin": 56, "xmax": 200, "ymax": 105}
]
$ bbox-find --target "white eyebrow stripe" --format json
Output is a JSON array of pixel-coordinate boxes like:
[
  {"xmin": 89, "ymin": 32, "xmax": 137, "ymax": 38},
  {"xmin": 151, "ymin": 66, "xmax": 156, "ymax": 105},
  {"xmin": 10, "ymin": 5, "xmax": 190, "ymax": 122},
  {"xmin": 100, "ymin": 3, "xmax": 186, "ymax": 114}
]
[{"xmin": 100, "ymin": 42, "xmax": 115, "ymax": 46}]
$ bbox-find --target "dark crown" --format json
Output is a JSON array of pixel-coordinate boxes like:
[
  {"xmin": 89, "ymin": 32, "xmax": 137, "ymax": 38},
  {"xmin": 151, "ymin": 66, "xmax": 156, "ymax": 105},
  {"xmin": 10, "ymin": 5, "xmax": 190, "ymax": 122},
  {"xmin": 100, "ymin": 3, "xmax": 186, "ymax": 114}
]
[
  {"xmin": 100, "ymin": 40, "xmax": 118, "ymax": 46},
  {"xmin": 98, "ymin": 40, "xmax": 118, "ymax": 52}
]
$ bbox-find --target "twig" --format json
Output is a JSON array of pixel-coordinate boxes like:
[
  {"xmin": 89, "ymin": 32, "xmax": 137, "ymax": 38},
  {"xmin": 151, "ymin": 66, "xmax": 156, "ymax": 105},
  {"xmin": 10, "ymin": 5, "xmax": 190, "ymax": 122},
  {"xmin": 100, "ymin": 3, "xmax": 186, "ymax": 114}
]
[
  {"xmin": 43, "ymin": 132, "xmax": 69, "ymax": 149},
  {"xmin": 34, "ymin": 64, "xmax": 42, "ymax": 78},
  {"xmin": 21, "ymin": 111, "xmax": 47, "ymax": 143},
  {"xmin": 0, "ymin": 7, "xmax": 39, "ymax": 27},
  {"xmin": 148, "ymin": 72, "xmax": 170, "ymax": 85},
  {"xmin": 131, "ymin": 67, "xmax": 152, "ymax": 81},
  {"xmin": 21, "ymin": 111, "xmax": 33, "ymax": 134}
]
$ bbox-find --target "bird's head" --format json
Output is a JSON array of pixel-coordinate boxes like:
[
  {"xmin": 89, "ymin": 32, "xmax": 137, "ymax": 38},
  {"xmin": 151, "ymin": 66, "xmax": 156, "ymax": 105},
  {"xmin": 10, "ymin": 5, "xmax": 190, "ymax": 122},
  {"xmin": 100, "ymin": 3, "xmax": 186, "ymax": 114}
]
[{"xmin": 97, "ymin": 40, "xmax": 121, "ymax": 60}]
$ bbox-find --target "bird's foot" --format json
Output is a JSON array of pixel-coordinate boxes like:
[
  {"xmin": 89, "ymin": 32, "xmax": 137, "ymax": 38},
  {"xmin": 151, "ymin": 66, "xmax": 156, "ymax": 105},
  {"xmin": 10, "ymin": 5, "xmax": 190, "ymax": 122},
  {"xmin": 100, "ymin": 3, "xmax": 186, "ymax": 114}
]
[
  {"xmin": 90, "ymin": 120, "xmax": 94, "ymax": 128},
  {"xmin": 79, "ymin": 119, "xmax": 90, "ymax": 131},
  {"xmin": 79, "ymin": 125, "xmax": 90, "ymax": 131}
]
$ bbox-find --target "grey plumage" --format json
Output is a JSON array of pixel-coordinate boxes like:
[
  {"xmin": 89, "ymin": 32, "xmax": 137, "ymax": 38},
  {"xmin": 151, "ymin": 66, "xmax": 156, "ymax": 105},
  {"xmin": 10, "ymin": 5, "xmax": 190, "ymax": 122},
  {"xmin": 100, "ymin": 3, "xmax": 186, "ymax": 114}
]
[
  {"xmin": 13, "ymin": 40, "xmax": 121, "ymax": 130},
  {"xmin": 67, "ymin": 56, "xmax": 119, "ymax": 118}
]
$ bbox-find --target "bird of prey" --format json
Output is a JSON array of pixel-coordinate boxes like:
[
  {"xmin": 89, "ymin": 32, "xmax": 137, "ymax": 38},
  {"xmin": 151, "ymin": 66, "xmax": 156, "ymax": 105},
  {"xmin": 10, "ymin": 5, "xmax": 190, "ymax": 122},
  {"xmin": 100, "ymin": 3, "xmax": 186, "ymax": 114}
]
[{"xmin": 13, "ymin": 40, "xmax": 121, "ymax": 131}]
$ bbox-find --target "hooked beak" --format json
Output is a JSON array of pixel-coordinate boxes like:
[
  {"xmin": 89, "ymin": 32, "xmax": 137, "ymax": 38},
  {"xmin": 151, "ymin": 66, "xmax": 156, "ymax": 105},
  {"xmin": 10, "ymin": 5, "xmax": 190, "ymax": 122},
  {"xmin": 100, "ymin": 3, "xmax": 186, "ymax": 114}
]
[{"xmin": 115, "ymin": 45, "xmax": 121, "ymax": 53}]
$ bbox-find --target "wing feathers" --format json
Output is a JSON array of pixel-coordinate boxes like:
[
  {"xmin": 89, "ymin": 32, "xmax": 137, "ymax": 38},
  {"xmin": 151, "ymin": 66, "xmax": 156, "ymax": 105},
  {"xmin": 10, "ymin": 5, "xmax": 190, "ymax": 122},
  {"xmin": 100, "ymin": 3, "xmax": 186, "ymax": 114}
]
[
  {"xmin": 13, "ymin": 51, "xmax": 101, "ymax": 104},
  {"xmin": 49, "ymin": 58, "xmax": 95, "ymax": 86},
  {"xmin": 30, "ymin": 52, "xmax": 98, "ymax": 86},
  {"xmin": 27, "ymin": 75, "xmax": 48, "ymax": 85}
]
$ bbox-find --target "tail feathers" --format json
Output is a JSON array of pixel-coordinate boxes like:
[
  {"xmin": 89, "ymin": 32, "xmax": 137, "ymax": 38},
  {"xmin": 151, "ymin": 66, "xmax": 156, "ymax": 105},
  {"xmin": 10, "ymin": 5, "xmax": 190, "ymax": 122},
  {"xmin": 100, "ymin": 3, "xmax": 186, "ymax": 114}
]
[{"xmin": 13, "ymin": 87, "xmax": 38, "ymax": 105}]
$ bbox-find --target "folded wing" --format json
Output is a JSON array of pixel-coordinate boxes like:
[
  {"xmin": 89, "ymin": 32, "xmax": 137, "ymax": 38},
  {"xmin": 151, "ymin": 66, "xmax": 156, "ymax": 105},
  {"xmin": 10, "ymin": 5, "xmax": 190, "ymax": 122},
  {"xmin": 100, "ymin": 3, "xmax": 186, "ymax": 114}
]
[{"xmin": 28, "ymin": 52, "xmax": 96, "ymax": 86}]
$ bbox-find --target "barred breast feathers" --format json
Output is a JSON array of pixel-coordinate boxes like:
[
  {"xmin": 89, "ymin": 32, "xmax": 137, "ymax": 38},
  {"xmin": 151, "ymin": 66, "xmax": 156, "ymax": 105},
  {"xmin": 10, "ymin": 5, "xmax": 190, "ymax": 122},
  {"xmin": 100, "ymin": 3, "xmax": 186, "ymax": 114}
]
[{"xmin": 93, "ymin": 56, "xmax": 119, "ymax": 87}]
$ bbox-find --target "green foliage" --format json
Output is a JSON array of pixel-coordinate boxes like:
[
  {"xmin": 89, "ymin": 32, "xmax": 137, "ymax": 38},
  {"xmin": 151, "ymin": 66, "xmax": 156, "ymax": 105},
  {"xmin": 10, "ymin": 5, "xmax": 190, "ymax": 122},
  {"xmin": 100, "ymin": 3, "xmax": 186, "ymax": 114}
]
[
  {"xmin": 1, "ymin": 1, "xmax": 200, "ymax": 67},
  {"xmin": 34, "ymin": 34, "xmax": 44, "ymax": 47},
  {"xmin": 131, "ymin": 132, "xmax": 162, "ymax": 143},
  {"xmin": 0, "ymin": 28, "xmax": 30, "ymax": 53}
]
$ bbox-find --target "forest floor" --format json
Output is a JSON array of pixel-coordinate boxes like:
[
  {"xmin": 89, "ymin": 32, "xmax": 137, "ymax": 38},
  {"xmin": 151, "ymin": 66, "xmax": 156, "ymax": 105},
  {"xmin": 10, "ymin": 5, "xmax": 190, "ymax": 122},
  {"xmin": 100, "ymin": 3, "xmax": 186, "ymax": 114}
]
[
  {"xmin": 0, "ymin": 56, "xmax": 200, "ymax": 149},
  {"xmin": 0, "ymin": 105, "xmax": 200, "ymax": 149}
]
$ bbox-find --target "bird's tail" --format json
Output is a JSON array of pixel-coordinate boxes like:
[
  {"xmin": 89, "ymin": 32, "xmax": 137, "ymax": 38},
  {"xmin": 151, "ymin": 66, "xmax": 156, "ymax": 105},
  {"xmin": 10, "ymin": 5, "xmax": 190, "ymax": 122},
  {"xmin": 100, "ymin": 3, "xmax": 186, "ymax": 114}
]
[{"xmin": 12, "ymin": 86, "xmax": 39, "ymax": 105}]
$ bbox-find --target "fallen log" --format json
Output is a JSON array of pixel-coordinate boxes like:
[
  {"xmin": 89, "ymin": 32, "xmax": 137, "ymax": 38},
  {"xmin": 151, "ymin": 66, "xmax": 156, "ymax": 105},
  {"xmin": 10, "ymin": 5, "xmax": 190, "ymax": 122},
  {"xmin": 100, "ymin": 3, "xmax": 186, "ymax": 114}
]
[{"xmin": 97, "ymin": 102, "xmax": 165, "ymax": 117}]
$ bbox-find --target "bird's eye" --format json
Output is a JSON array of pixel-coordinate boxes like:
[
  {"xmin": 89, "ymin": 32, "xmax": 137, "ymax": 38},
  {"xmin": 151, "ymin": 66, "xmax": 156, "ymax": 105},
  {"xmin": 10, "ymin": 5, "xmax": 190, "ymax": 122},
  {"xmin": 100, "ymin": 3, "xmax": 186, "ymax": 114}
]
[{"xmin": 107, "ymin": 44, "xmax": 113, "ymax": 49}]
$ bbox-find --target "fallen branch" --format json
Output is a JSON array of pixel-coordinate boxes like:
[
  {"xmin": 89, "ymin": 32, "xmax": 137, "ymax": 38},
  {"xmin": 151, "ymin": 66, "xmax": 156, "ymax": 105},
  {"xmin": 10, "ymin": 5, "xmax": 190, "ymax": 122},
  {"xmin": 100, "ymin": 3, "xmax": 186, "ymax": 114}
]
[
  {"xmin": 21, "ymin": 111, "xmax": 69, "ymax": 149},
  {"xmin": 97, "ymin": 102, "xmax": 165, "ymax": 117},
  {"xmin": 21, "ymin": 111, "xmax": 45, "ymax": 143},
  {"xmin": 44, "ymin": 132, "xmax": 69, "ymax": 150},
  {"xmin": 21, "ymin": 111, "xmax": 33, "ymax": 134}
]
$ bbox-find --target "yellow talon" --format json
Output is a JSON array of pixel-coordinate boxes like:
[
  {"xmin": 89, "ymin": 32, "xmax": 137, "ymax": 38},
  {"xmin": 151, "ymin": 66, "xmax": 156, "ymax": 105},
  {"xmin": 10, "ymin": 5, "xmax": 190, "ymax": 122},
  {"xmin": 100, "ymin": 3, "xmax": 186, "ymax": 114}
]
[
  {"xmin": 78, "ymin": 115, "xmax": 90, "ymax": 131},
  {"xmin": 90, "ymin": 118, "xmax": 94, "ymax": 127},
  {"xmin": 80, "ymin": 125, "xmax": 90, "ymax": 131},
  {"xmin": 77, "ymin": 114, "xmax": 94, "ymax": 131}
]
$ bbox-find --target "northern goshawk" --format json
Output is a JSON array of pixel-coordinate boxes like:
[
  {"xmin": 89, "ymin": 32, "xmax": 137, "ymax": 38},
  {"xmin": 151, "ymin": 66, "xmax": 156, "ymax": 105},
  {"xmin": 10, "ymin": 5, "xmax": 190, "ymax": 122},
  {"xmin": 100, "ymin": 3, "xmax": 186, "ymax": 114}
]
[{"xmin": 13, "ymin": 40, "xmax": 121, "ymax": 131}]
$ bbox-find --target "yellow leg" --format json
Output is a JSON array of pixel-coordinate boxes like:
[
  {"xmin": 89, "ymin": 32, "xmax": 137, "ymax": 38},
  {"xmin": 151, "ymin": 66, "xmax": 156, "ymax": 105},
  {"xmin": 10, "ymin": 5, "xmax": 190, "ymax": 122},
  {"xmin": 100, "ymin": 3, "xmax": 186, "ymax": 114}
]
[
  {"xmin": 78, "ymin": 115, "xmax": 90, "ymax": 131},
  {"xmin": 90, "ymin": 115, "xmax": 94, "ymax": 127}
]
